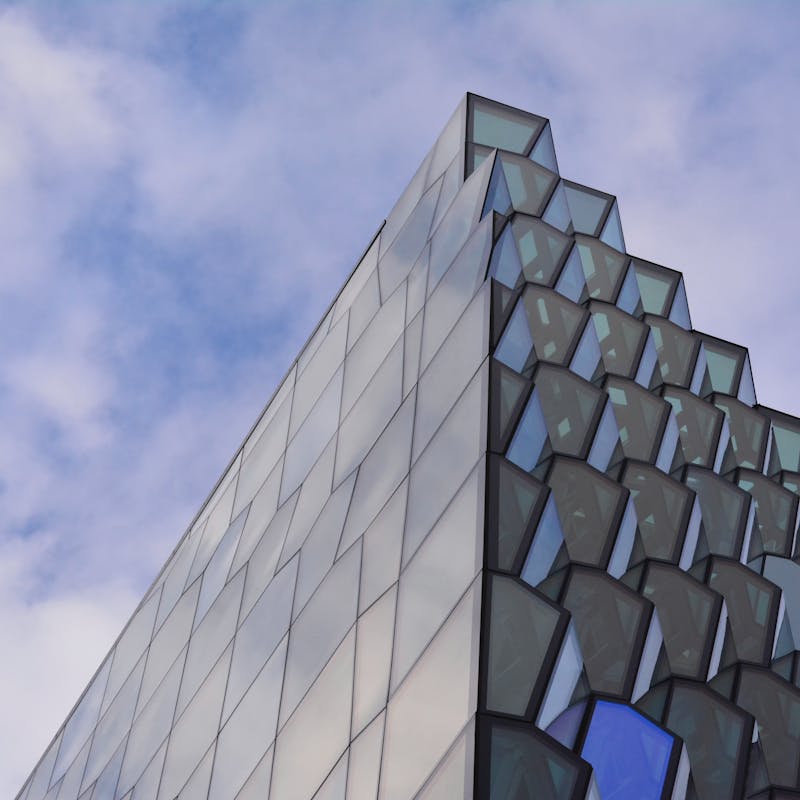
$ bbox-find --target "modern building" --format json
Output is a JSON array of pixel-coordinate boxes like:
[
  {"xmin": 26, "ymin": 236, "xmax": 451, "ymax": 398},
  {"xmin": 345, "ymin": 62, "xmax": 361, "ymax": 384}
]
[{"xmin": 16, "ymin": 94, "xmax": 800, "ymax": 800}]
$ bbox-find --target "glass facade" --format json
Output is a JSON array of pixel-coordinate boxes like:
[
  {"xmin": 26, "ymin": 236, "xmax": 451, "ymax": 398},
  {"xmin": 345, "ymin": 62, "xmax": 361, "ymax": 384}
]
[{"xmin": 17, "ymin": 94, "xmax": 800, "ymax": 799}]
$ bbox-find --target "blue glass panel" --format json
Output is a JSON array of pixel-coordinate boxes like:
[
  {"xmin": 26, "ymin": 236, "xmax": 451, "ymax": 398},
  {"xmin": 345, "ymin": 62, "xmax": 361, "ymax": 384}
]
[
  {"xmin": 520, "ymin": 494, "xmax": 564, "ymax": 588},
  {"xmin": 600, "ymin": 201, "xmax": 626, "ymax": 252},
  {"xmin": 615, "ymin": 266, "xmax": 642, "ymax": 316},
  {"xmin": 542, "ymin": 182, "xmax": 572, "ymax": 233},
  {"xmin": 564, "ymin": 184, "xmax": 610, "ymax": 236},
  {"xmin": 569, "ymin": 324, "xmax": 602, "ymax": 382},
  {"xmin": 554, "ymin": 247, "xmax": 586, "ymax": 304},
  {"xmin": 530, "ymin": 124, "xmax": 559, "ymax": 173},
  {"xmin": 483, "ymin": 159, "xmax": 513, "ymax": 218},
  {"xmin": 488, "ymin": 225, "xmax": 522, "ymax": 289},
  {"xmin": 581, "ymin": 701, "xmax": 674, "ymax": 800},
  {"xmin": 495, "ymin": 302, "xmax": 533, "ymax": 374},
  {"xmin": 506, "ymin": 389, "xmax": 548, "ymax": 472}
]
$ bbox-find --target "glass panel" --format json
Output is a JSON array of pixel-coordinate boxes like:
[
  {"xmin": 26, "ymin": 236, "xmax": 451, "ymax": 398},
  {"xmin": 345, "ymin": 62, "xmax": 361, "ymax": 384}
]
[
  {"xmin": 470, "ymin": 98, "xmax": 543, "ymax": 153},
  {"xmin": 176, "ymin": 745, "xmax": 214, "ymax": 800},
  {"xmin": 208, "ymin": 637, "xmax": 287, "ymax": 800},
  {"xmin": 380, "ymin": 147, "xmax": 433, "ymax": 258},
  {"xmin": 339, "ymin": 392, "xmax": 415, "ymax": 550},
  {"xmin": 599, "ymin": 201, "xmax": 625, "ymax": 252},
  {"xmin": 380, "ymin": 580, "xmax": 481, "ymax": 800},
  {"xmin": 347, "ymin": 268, "xmax": 380, "ymax": 350},
  {"xmin": 581, "ymin": 701, "xmax": 674, "ymax": 800},
  {"xmin": 352, "ymin": 587, "xmax": 396, "ymax": 738},
  {"xmin": 542, "ymin": 182, "xmax": 572, "ymax": 233},
  {"xmin": 132, "ymin": 739, "xmax": 168, "ymax": 800},
  {"xmin": 520, "ymin": 494, "xmax": 565, "ymax": 588},
  {"xmin": 665, "ymin": 683, "xmax": 749, "ymax": 800},
  {"xmin": 663, "ymin": 386, "xmax": 723, "ymax": 467},
  {"xmin": 713, "ymin": 396, "xmax": 768, "ymax": 471},
  {"xmin": 332, "ymin": 232, "xmax": 379, "ymax": 326},
  {"xmin": 505, "ymin": 388, "xmax": 548, "ymax": 473},
  {"xmin": 280, "ymin": 365, "xmax": 343, "ymax": 502},
  {"xmin": 279, "ymin": 540, "xmax": 360, "ymax": 727},
  {"xmin": 431, "ymin": 154, "xmax": 461, "ymax": 233},
  {"xmin": 186, "ymin": 477, "xmax": 237, "ymax": 587},
  {"xmin": 414, "ymin": 718, "xmax": 474, "ymax": 800},
  {"xmin": 231, "ymin": 746, "xmax": 273, "ymax": 800},
  {"xmin": 87, "ymin": 736, "xmax": 125, "ymax": 800},
  {"xmin": 404, "ymin": 365, "xmax": 486, "ymax": 564},
  {"xmin": 488, "ymin": 457, "xmax": 546, "ymax": 571},
  {"xmin": 553, "ymin": 245, "xmax": 587, "ymax": 304},
  {"xmin": 483, "ymin": 720, "xmax": 583, "ymax": 800},
  {"xmin": 521, "ymin": 286, "xmax": 587, "ymax": 368},
  {"xmin": 158, "ymin": 643, "xmax": 232, "ymax": 800},
  {"xmin": 487, "ymin": 223, "xmax": 522, "ymax": 289},
  {"xmin": 645, "ymin": 315, "xmax": 698, "ymax": 387},
  {"xmin": 563, "ymin": 568, "xmax": 647, "ymax": 696},
  {"xmin": 270, "ymin": 629, "xmax": 356, "ymax": 800},
  {"xmin": 239, "ymin": 489, "xmax": 300, "ymax": 619},
  {"xmin": 684, "ymin": 467, "xmax": 748, "ymax": 558},
  {"xmin": 402, "ymin": 309, "xmax": 423, "ymax": 399},
  {"xmin": 378, "ymin": 178, "xmax": 440, "ymax": 301},
  {"xmin": 176, "ymin": 569, "xmax": 244, "ymax": 718},
  {"xmin": 708, "ymin": 559, "xmax": 779, "ymax": 664},
  {"xmin": 563, "ymin": 181, "xmax": 611, "ymax": 236},
  {"xmin": 393, "ymin": 464, "xmax": 483, "ymax": 689},
  {"xmin": 289, "ymin": 315, "xmax": 347, "ymax": 440},
  {"xmin": 346, "ymin": 711, "xmax": 385, "ymax": 800},
  {"xmin": 482, "ymin": 155, "xmax": 512, "ymax": 217},
  {"xmin": 497, "ymin": 152, "xmax": 558, "ymax": 217},
  {"xmin": 763, "ymin": 408, "xmax": 800, "ymax": 474},
  {"xmin": 641, "ymin": 564, "xmax": 718, "ymax": 678},
  {"xmin": 614, "ymin": 264, "xmax": 643, "ymax": 317},
  {"xmin": 485, "ymin": 574, "xmax": 564, "ymax": 716},
  {"xmin": 589, "ymin": 302, "xmax": 647, "ymax": 379},
  {"xmin": 514, "ymin": 215, "xmax": 572, "ymax": 286},
  {"xmin": 490, "ymin": 363, "xmax": 529, "ymax": 449},
  {"xmin": 358, "ymin": 479, "xmax": 407, "ymax": 614},
  {"xmin": 494, "ymin": 301, "xmax": 534, "ymax": 375},
  {"xmin": 548, "ymin": 457, "xmax": 626, "ymax": 566},
  {"xmin": 413, "ymin": 286, "xmax": 487, "ymax": 461},
  {"xmin": 737, "ymin": 470, "xmax": 797, "ymax": 557},
  {"xmin": 576, "ymin": 235, "xmax": 628, "ymax": 302},
  {"xmin": 697, "ymin": 335, "xmax": 745, "ymax": 396},
  {"xmin": 622, "ymin": 462, "xmax": 691, "ymax": 562},
  {"xmin": 606, "ymin": 377, "xmax": 667, "ymax": 463},
  {"xmin": 224, "ymin": 557, "xmax": 297, "ymax": 723},
  {"xmin": 736, "ymin": 667, "xmax": 800, "ymax": 788},
  {"xmin": 535, "ymin": 365, "xmax": 604, "ymax": 459},
  {"xmin": 631, "ymin": 258, "xmax": 677, "ymax": 316},
  {"xmin": 530, "ymin": 123, "xmax": 558, "ymax": 173}
]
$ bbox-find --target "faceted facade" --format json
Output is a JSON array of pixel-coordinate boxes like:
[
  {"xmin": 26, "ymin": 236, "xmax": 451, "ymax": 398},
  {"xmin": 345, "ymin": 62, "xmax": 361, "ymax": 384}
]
[{"xmin": 17, "ymin": 94, "xmax": 800, "ymax": 800}]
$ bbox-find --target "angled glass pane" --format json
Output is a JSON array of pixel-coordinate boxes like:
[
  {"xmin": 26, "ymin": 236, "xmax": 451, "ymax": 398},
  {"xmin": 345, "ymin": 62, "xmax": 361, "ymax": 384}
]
[
  {"xmin": 547, "ymin": 457, "xmax": 626, "ymax": 566},
  {"xmin": 514, "ymin": 215, "xmax": 572, "ymax": 286},
  {"xmin": 606, "ymin": 377, "xmax": 668, "ymax": 463},
  {"xmin": 622, "ymin": 462, "xmax": 692, "ymax": 562},
  {"xmin": 490, "ymin": 362, "xmax": 529, "ymax": 449},
  {"xmin": 684, "ymin": 467, "xmax": 749, "ymax": 559},
  {"xmin": 575, "ymin": 234, "xmax": 628, "ymax": 302},
  {"xmin": 485, "ymin": 574, "xmax": 564, "ymax": 716},
  {"xmin": 346, "ymin": 711, "xmax": 385, "ymax": 800},
  {"xmin": 581, "ymin": 701, "xmax": 675, "ymax": 800},
  {"xmin": 599, "ymin": 201, "xmax": 625, "ymax": 252},
  {"xmin": 763, "ymin": 407, "xmax": 800, "ymax": 474},
  {"xmin": 663, "ymin": 386, "xmax": 723, "ymax": 467},
  {"xmin": 534, "ymin": 365, "xmax": 605, "ymax": 459},
  {"xmin": 630, "ymin": 258, "xmax": 677, "ymax": 317},
  {"xmin": 737, "ymin": 469, "xmax": 797, "ymax": 557},
  {"xmin": 698, "ymin": 334, "xmax": 746, "ymax": 396},
  {"xmin": 530, "ymin": 123, "xmax": 558, "ymax": 172},
  {"xmin": 641, "ymin": 564, "xmax": 719, "ymax": 678},
  {"xmin": 542, "ymin": 181, "xmax": 572, "ymax": 233},
  {"xmin": 708, "ymin": 559, "xmax": 779, "ymax": 665},
  {"xmin": 563, "ymin": 181, "xmax": 611, "ymax": 236},
  {"xmin": 645, "ymin": 315, "xmax": 699, "ymax": 388},
  {"xmin": 497, "ymin": 152, "xmax": 558, "ymax": 217},
  {"xmin": 470, "ymin": 97, "xmax": 543, "ymax": 153},
  {"xmin": 520, "ymin": 494, "xmax": 565, "ymax": 589},
  {"xmin": 563, "ymin": 568, "xmax": 648, "ymax": 697},
  {"xmin": 505, "ymin": 387, "xmax": 549, "ymax": 473},
  {"xmin": 713, "ymin": 395, "xmax": 768, "ymax": 471},
  {"xmin": 487, "ymin": 222, "xmax": 523, "ymax": 288},
  {"xmin": 522, "ymin": 286, "xmax": 588, "ymax": 368},
  {"xmin": 589, "ymin": 301, "xmax": 647, "ymax": 379}
]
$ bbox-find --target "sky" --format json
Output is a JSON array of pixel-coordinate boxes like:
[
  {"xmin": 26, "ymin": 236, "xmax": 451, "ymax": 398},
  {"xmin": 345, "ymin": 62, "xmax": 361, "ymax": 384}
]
[{"xmin": 2, "ymin": 0, "xmax": 800, "ymax": 794}]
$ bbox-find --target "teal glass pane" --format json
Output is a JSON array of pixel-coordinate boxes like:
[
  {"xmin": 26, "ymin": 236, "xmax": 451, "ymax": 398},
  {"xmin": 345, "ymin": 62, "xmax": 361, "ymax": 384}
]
[
  {"xmin": 684, "ymin": 468, "xmax": 748, "ymax": 558},
  {"xmin": 663, "ymin": 387, "xmax": 722, "ymax": 467},
  {"xmin": 563, "ymin": 182, "xmax": 611, "ymax": 236},
  {"xmin": 769, "ymin": 415, "xmax": 800, "ymax": 474},
  {"xmin": 590, "ymin": 303, "xmax": 646, "ymax": 379},
  {"xmin": 606, "ymin": 378, "xmax": 667, "ymax": 463},
  {"xmin": 646, "ymin": 316, "xmax": 698, "ymax": 387},
  {"xmin": 631, "ymin": 259, "xmax": 676, "ymax": 316},
  {"xmin": 581, "ymin": 701, "xmax": 674, "ymax": 800},
  {"xmin": 704, "ymin": 347, "xmax": 739, "ymax": 396},
  {"xmin": 512, "ymin": 215, "xmax": 572, "ymax": 286},
  {"xmin": 499, "ymin": 152, "xmax": 558, "ymax": 217},
  {"xmin": 521, "ymin": 286, "xmax": 587, "ymax": 367},
  {"xmin": 472, "ymin": 103, "xmax": 542, "ymax": 154},
  {"xmin": 713, "ymin": 396, "xmax": 767, "ymax": 470},
  {"xmin": 576, "ymin": 235, "xmax": 628, "ymax": 302}
]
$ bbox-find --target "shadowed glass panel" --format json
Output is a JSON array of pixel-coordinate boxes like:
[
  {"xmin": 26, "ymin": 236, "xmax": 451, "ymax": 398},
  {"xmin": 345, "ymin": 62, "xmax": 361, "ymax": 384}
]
[
  {"xmin": 642, "ymin": 564, "xmax": 718, "ymax": 678},
  {"xmin": 483, "ymin": 720, "xmax": 585, "ymax": 800},
  {"xmin": 563, "ymin": 568, "xmax": 648, "ymax": 696},
  {"xmin": 485, "ymin": 574, "xmax": 564, "ymax": 716},
  {"xmin": 581, "ymin": 701, "xmax": 675, "ymax": 800},
  {"xmin": 606, "ymin": 377, "xmax": 668, "ymax": 463},
  {"xmin": 698, "ymin": 334, "xmax": 746, "ymax": 396},
  {"xmin": 737, "ymin": 470, "xmax": 797, "ymax": 557},
  {"xmin": 630, "ymin": 258, "xmax": 677, "ymax": 317},
  {"xmin": 622, "ymin": 462, "xmax": 692, "ymax": 562},
  {"xmin": 470, "ymin": 99, "xmax": 543, "ymax": 154},
  {"xmin": 563, "ymin": 181, "xmax": 611, "ymax": 236},
  {"xmin": 708, "ymin": 559, "xmax": 779, "ymax": 665},
  {"xmin": 665, "ymin": 683, "xmax": 750, "ymax": 800},
  {"xmin": 663, "ymin": 386, "xmax": 723, "ymax": 467},
  {"xmin": 763, "ymin": 408, "xmax": 800, "ymax": 475},
  {"xmin": 646, "ymin": 315, "xmax": 699, "ymax": 387},
  {"xmin": 547, "ymin": 457, "xmax": 626, "ymax": 566},
  {"xmin": 589, "ymin": 302, "xmax": 647, "ymax": 379},
  {"xmin": 713, "ymin": 395, "xmax": 768, "ymax": 471},
  {"xmin": 575, "ymin": 235, "xmax": 628, "ymax": 302},
  {"xmin": 515, "ymin": 215, "xmax": 572, "ymax": 285},
  {"xmin": 497, "ymin": 152, "xmax": 558, "ymax": 217},
  {"xmin": 684, "ymin": 468, "xmax": 749, "ymax": 559}
]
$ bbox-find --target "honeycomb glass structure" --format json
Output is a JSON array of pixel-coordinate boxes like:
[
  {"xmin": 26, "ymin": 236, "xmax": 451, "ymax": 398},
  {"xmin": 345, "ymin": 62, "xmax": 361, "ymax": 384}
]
[{"xmin": 17, "ymin": 94, "xmax": 800, "ymax": 800}]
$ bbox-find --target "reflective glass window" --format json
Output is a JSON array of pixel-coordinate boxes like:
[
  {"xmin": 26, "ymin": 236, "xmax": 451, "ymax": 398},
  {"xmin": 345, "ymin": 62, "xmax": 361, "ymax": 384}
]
[
  {"xmin": 589, "ymin": 302, "xmax": 647, "ymax": 379},
  {"xmin": 630, "ymin": 258, "xmax": 678, "ymax": 317},
  {"xmin": 575, "ymin": 235, "xmax": 628, "ymax": 302},
  {"xmin": 737, "ymin": 469, "xmax": 797, "ymax": 557},
  {"xmin": 563, "ymin": 181, "xmax": 612, "ymax": 236},
  {"xmin": 698, "ymin": 334, "xmax": 746, "ymax": 396},
  {"xmin": 470, "ymin": 97, "xmax": 544, "ymax": 154},
  {"xmin": 497, "ymin": 152, "xmax": 558, "ymax": 217},
  {"xmin": 713, "ymin": 395, "xmax": 769, "ymax": 471},
  {"xmin": 663, "ymin": 386, "xmax": 723, "ymax": 467},
  {"xmin": 606, "ymin": 377, "xmax": 668, "ymax": 463},
  {"xmin": 645, "ymin": 315, "xmax": 699, "ymax": 387},
  {"xmin": 513, "ymin": 214, "xmax": 572, "ymax": 286},
  {"xmin": 762, "ymin": 407, "xmax": 800, "ymax": 475}
]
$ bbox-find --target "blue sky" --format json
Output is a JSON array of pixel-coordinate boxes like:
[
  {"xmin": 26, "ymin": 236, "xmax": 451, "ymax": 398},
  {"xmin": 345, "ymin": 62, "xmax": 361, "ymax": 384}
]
[{"xmin": 2, "ymin": 1, "xmax": 800, "ymax": 793}]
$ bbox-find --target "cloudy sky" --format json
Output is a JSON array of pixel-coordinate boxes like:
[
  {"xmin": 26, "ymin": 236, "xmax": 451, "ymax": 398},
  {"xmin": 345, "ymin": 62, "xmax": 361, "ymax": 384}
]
[{"xmin": 2, "ymin": 1, "xmax": 799, "ymax": 793}]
